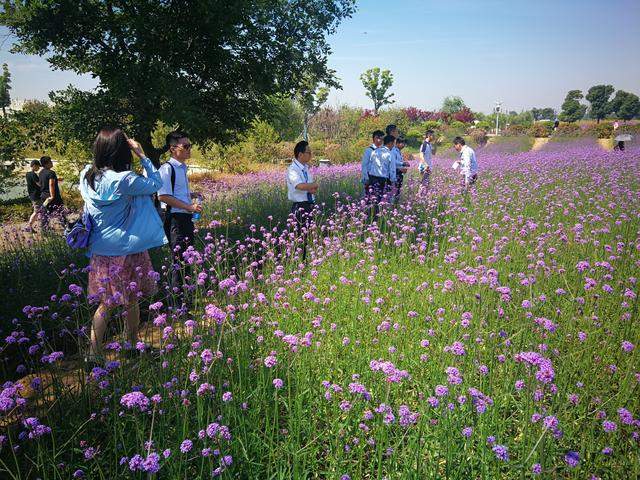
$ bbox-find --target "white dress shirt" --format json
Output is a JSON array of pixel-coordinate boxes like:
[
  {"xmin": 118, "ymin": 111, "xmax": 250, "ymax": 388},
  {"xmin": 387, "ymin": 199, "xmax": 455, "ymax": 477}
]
[
  {"xmin": 287, "ymin": 159, "xmax": 315, "ymax": 202},
  {"xmin": 360, "ymin": 144, "xmax": 376, "ymax": 184},
  {"xmin": 458, "ymin": 145, "xmax": 478, "ymax": 179},
  {"xmin": 158, "ymin": 158, "xmax": 191, "ymax": 213},
  {"xmin": 368, "ymin": 146, "xmax": 396, "ymax": 182}
]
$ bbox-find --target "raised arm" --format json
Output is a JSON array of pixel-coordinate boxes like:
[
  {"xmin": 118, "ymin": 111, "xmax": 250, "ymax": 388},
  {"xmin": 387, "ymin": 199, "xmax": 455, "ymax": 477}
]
[{"xmin": 119, "ymin": 157, "xmax": 163, "ymax": 195}]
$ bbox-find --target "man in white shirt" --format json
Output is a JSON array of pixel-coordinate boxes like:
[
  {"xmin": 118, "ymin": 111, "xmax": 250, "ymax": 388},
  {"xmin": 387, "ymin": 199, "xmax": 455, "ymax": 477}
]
[
  {"xmin": 158, "ymin": 130, "xmax": 203, "ymax": 302},
  {"xmin": 287, "ymin": 140, "xmax": 318, "ymax": 260},
  {"xmin": 419, "ymin": 130, "xmax": 435, "ymax": 190},
  {"xmin": 361, "ymin": 130, "xmax": 385, "ymax": 189},
  {"xmin": 367, "ymin": 134, "xmax": 396, "ymax": 217},
  {"xmin": 452, "ymin": 136, "xmax": 478, "ymax": 191}
]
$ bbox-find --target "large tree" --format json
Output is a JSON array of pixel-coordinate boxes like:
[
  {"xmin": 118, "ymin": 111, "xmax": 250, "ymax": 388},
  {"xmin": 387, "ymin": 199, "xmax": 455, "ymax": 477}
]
[
  {"xmin": 585, "ymin": 84, "xmax": 614, "ymax": 123},
  {"xmin": 609, "ymin": 90, "xmax": 640, "ymax": 121},
  {"xmin": 1, "ymin": 0, "xmax": 355, "ymax": 165},
  {"xmin": 0, "ymin": 63, "xmax": 11, "ymax": 118},
  {"xmin": 559, "ymin": 90, "xmax": 587, "ymax": 123},
  {"xmin": 531, "ymin": 107, "xmax": 555, "ymax": 121},
  {"xmin": 441, "ymin": 96, "xmax": 466, "ymax": 114},
  {"xmin": 360, "ymin": 67, "xmax": 394, "ymax": 114}
]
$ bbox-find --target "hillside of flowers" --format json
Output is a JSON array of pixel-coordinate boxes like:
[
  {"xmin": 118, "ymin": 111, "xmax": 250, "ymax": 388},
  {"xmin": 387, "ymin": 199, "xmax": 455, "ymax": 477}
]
[{"xmin": 1, "ymin": 141, "xmax": 639, "ymax": 478}]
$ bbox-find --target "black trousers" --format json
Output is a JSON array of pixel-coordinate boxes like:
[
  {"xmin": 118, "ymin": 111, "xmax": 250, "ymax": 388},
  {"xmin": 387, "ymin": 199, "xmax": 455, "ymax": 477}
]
[
  {"xmin": 167, "ymin": 212, "xmax": 195, "ymax": 304},
  {"xmin": 290, "ymin": 201, "xmax": 315, "ymax": 260},
  {"xmin": 394, "ymin": 172, "xmax": 404, "ymax": 200},
  {"xmin": 366, "ymin": 175, "xmax": 391, "ymax": 217}
]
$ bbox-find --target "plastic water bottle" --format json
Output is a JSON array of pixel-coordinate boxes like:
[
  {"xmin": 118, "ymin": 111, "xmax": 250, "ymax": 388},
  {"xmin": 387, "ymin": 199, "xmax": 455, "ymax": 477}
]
[{"xmin": 192, "ymin": 197, "xmax": 202, "ymax": 221}]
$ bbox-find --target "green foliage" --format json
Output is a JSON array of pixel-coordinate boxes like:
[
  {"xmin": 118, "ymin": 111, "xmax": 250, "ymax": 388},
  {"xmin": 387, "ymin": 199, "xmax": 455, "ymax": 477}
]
[
  {"xmin": 441, "ymin": 96, "xmax": 466, "ymax": 114},
  {"xmin": 55, "ymin": 140, "xmax": 92, "ymax": 186},
  {"xmin": 243, "ymin": 119, "xmax": 281, "ymax": 164},
  {"xmin": 1, "ymin": 0, "xmax": 356, "ymax": 163},
  {"xmin": 559, "ymin": 90, "xmax": 587, "ymax": 122},
  {"xmin": 528, "ymin": 121, "xmax": 553, "ymax": 138},
  {"xmin": 0, "ymin": 63, "xmax": 11, "ymax": 118},
  {"xmin": 585, "ymin": 85, "xmax": 614, "ymax": 122},
  {"xmin": 360, "ymin": 68, "xmax": 395, "ymax": 113},
  {"xmin": 531, "ymin": 107, "xmax": 555, "ymax": 121},
  {"xmin": 610, "ymin": 90, "xmax": 640, "ymax": 121},
  {"xmin": 264, "ymin": 97, "xmax": 304, "ymax": 141},
  {"xmin": 13, "ymin": 100, "xmax": 57, "ymax": 153},
  {"xmin": 554, "ymin": 122, "xmax": 581, "ymax": 136},
  {"xmin": 469, "ymin": 128, "xmax": 488, "ymax": 147},
  {"xmin": 0, "ymin": 117, "xmax": 26, "ymax": 194}
]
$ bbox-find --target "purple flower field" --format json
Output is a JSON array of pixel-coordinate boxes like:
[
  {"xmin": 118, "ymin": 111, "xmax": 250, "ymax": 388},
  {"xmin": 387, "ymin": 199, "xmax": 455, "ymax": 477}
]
[{"xmin": 1, "ymin": 140, "xmax": 639, "ymax": 478}]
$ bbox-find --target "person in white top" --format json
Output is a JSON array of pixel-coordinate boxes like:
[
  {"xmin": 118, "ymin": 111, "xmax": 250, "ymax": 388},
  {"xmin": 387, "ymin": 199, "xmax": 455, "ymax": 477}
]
[
  {"xmin": 419, "ymin": 130, "xmax": 435, "ymax": 190},
  {"xmin": 287, "ymin": 140, "xmax": 318, "ymax": 260},
  {"xmin": 361, "ymin": 130, "xmax": 385, "ymax": 188},
  {"xmin": 452, "ymin": 136, "xmax": 478, "ymax": 190}
]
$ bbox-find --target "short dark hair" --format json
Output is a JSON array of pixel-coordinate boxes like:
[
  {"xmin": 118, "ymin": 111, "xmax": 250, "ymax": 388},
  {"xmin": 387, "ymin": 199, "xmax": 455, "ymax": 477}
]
[
  {"xmin": 396, "ymin": 136, "xmax": 406, "ymax": 145},
  {"xmin": 453, "ymin": 136, "xmax": 466, "ymax": 146},
  {"xmin": 40, "ymin": 156, "xmax": 52, "ymax": 167},
  {"xmin": 425, "ymin": 129, "xmax": 434, "ymax": 137},
  {"xmin": 294, "ymin": 140, "xmax": 309, "ymax": 159},
  {"xmin": 385, "ymin": 124, "xmax": 398, "ymax": 136},
  {"xmin": 166, "ymin": 130, "xmax": 190, "ymax": 148},
  {"xmin": 30, "ymin": 159, "xmax": 41, "ymax": 168},
  {"xmin": 372, "ymin": 130, "xmax": 385, "ymax": 139},
  {"xmin": 383, "ymin": 134, "xmax": 396, "ymax": 146}
]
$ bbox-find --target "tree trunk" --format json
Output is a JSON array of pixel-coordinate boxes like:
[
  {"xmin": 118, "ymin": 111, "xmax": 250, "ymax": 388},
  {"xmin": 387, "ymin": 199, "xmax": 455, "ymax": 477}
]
[
  {"xmin": 139, "ymin": 132, "xmax": 163, "ymax": 168},
  {"xmin": 2, "ymin": 106, "xmax": 5, "ymax": 119},
  {"xmin": 303, "ymin": 113, "xmax": 309, "ymax": 141}
]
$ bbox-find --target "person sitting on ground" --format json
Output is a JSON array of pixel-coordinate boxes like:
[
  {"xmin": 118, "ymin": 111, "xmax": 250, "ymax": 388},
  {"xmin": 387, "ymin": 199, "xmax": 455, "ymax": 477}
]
[
  {"xmin": 80, "ymin": 128, "xmax": 167, "ymax": 366},
  {"xmin": 25, "ymin": 159, "xmax": 41, "ymax": 231},
  {"xmin": 452, "ymin": 136, "xmax": 478, "ymax": 191},
  {"xmin": 361, "ymin": 130, "xmax": 385, "ymax": 192},
  {"xmin": 38, "ymin": 156, "xmax": 65, "ymax": 229}
]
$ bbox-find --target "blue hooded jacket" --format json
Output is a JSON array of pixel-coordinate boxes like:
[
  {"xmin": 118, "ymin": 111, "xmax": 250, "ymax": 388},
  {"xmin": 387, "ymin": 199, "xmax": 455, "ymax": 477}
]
[{"xmin": 79, "ymin": 157, "xmax": 167, "ymax": 257}]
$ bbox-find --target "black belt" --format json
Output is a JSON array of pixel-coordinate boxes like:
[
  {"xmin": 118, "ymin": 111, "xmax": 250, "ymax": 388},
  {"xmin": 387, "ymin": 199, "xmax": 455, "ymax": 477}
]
[{"xmin": 292, "ymin": 201, "xmax": 314, "ymax": 205}]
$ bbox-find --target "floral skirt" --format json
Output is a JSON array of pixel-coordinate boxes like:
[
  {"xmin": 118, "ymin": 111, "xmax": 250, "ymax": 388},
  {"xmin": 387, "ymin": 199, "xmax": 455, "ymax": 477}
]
[{"xmin": 88, "ymin": 251, "xmax": 158, "ymax": 306}]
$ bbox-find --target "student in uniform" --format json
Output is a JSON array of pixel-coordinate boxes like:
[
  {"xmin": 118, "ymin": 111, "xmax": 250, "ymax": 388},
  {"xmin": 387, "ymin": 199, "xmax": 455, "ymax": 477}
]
[
  {"xmin": 367, "ymin": 134, "xmax": 396, "ymax": 216},
  {"xmin": 452, "ymin": 136, "xmax": 478, "ymax": 191},
  {"xmin": 419, "ymin": 130, "xmax": 435, "ymax": 191},
  {"xmin": 157, "ymin": 131, "xmax": 203, "ymax": 304},
  {"xmin": 361, "ymin": 130, "xmax": 385, "ymax": 192},
  {"xmin": 25, "ymin": 159, "xmax": 42, "ymax": 231},
  {"xmin": 287, "ymin": 140, "xmax": 318, "ymax": 261},
  {"xmin": 392, "ymin": 136, "xmax": 409, "ymax": 201}
]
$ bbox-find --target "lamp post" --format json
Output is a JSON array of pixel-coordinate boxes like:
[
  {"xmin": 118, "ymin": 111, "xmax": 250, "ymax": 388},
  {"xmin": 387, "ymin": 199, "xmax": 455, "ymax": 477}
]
[{"xmin": 494, "ymin": 101, "xmax": 502, "ymax": 135}]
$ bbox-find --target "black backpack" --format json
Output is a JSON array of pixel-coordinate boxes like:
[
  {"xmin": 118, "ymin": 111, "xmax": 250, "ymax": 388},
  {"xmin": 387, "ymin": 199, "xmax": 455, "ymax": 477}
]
[{"xmin": 155, "ymin": 163, "xmax": 176, "ymax": 240}]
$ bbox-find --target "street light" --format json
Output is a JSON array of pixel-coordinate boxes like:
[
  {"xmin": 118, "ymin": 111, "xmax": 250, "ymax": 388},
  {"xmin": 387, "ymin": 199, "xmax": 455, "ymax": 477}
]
[{"xmin": 494, "ymin": 101, "xmax": 502, "ymax": 135}]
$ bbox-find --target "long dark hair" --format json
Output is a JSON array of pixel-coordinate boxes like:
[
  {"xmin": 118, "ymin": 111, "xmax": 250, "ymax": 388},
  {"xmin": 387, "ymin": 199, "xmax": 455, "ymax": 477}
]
[{"xmin": 85, "ymin": 128, "xmax": 132, "ymax": 190}]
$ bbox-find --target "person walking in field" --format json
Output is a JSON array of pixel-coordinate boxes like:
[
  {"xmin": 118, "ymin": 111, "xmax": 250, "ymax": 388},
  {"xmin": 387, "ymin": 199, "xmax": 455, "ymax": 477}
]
[
  {"xmin": 80, "ymin": 128, "xmax": 167, "ymax": 366},
  {"xmin": 361, "ymin": 130, "xmax": 385, "ymax": 193},
  {"xmin": 452, "ymin": 136, "xmax": 478, "ymax": 191},
  {"xmin": 367, "ymin": 134, "xmax": 396, "ymax": 216},
  {"xmin": 25, "ymin": 159, "xmax": 42, "ymax": 231},
  {"xmin": 287, "ymin": 140, "xmax": 318, "ymax": 261},
  {"xmin": 38, "ymin": 156, "xmax": 66, "ymax": 229},
  {"xmin": 419, "ymin": 130, "xmax": 435, "ymax": 191}
]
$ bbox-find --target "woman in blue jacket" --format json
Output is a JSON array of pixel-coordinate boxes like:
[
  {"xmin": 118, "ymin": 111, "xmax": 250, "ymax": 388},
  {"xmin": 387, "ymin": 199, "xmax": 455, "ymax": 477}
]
[{"xmin": 80, "ymin": 128, "xmax": 167, "ymax": 363}]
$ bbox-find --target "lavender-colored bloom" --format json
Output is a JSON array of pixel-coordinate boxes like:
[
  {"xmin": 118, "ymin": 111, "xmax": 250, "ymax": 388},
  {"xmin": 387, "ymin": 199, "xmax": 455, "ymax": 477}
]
[
  {"xmin": 120, "ymin": 392, "xmax": 150, "ymax": 412},
  {"xmin": 462, "ymin": 427, "xmax": 473, "ymax": 438},
  {"xmin": 492, "ymin": 444, "xmax": 509, "ymax": 461},
  {"xmin": 180, "ymin": 439, "xmax": 193, "ymax": 453},
  {"xmin": 565, "ymin": 451, "xmax": 580, "ymax": 468},
  {"xmin": 273, "ymin": 378, "xmax": 284, "ymax": 390},
  {"xmin": 222, "ymin": 391, "xmax": 233, "ymax": 402},
  {"xmin": 531, "ymin": 463, "xmax": 542, "ymax": 475},
  {"xmin": 602, "ymin": 420, "xmax": 617, "ymax": 433}
]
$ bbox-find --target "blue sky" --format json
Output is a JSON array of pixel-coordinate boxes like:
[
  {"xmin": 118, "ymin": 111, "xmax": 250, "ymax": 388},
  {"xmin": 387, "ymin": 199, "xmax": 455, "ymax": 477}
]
[{"xmin": 2, "ymin": 0, "xmax": 639, "ymax": 113}]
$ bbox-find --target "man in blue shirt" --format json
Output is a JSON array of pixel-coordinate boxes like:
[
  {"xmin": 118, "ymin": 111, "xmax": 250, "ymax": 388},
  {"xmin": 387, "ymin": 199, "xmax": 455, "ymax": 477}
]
[
  {"xmin": 158, "ymin": 131, "xmax": 203, "ymax": 302},
  {"xmin": 361, "ymin": 130, "xmax": 385, "ymax": 190}
]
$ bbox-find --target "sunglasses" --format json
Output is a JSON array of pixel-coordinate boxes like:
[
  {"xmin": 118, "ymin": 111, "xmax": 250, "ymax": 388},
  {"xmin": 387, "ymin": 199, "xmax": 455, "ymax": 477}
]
[{"xmin": 173, "ymin": 143, "xmax": 192, "ymax": 150}]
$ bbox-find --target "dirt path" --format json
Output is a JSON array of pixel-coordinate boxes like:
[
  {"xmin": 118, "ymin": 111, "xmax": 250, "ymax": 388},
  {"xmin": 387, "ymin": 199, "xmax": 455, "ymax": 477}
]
[{"xmin": 531, "ymin": 137, "xmax": 549, "ymax": 150}]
